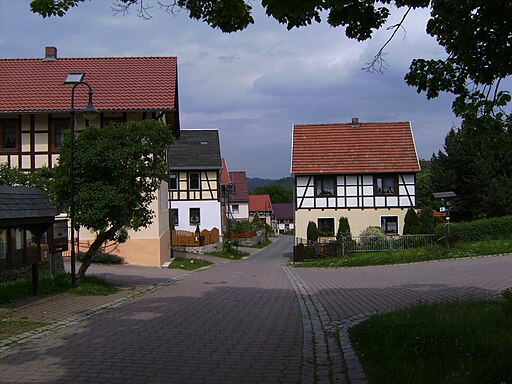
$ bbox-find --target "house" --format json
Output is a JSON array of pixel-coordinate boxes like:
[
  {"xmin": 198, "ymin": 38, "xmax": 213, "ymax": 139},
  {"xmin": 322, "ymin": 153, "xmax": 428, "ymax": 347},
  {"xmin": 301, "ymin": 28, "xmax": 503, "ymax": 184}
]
[
  {"xmin": 291, "ymin": 119, "xmax": 420, "ymax": 240},
  {"xmin": 272, "ymin": 203, "xmax": 294, "ymax": 234},
  {"xmin": 228, "ymin": 171, "xmax": 250, "ymax": 220},
  {"xmin": 168, "ymin": 130, "xmax": 222, "ymax": 235},
  {"xmin": 0, "ymin": 47, "xmax": 180, "ymax": 266},
  {"xmin": 249, "ymin": 194, "xmax": 273, "ymax": 227}
]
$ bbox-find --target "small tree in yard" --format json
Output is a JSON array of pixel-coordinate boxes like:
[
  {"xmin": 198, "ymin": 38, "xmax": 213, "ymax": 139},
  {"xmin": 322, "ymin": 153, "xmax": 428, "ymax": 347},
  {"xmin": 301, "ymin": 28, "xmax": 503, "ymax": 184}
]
[
  {"xmin": 403, "ymin": 207, "xmax": 421, "ymax": 235},
  {"xmin": 307, "ymin": 221, "xmax": 319, "ymax": 242},
  {"xmin": 54, "ymin": 120, "xmax": 174, "ymax": 280},
  {"xmin": 336, "ymin": 217, "xmax": 351, "ymax": 242}
]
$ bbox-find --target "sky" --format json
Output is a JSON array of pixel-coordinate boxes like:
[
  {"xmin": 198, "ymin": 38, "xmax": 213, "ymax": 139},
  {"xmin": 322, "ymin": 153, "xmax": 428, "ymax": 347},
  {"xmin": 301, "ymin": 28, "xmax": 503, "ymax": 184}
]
[{"xmin": 0, "ymin": 0, "xmax": 460, "ymax": 179}]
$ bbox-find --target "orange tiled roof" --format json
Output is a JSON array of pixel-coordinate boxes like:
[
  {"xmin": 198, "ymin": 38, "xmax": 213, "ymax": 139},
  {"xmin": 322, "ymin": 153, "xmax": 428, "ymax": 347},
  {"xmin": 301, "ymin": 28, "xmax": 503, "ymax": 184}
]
[
  {"xmin": 292, "ymin": 121, "xmax": 420, "ymax": 174},
  {"xmin": 221, "ymin": 158, "xmax": 231, "ymax": 186},
  {"xmin": 0, "ymin": 55, "xmax": 178, "ymax": 113},
  {"xmin": 229, "ymin": 171, "xmax": 249, "ymax": 203},
  {"xmin": 249, "ymin": 194, "xmax": 272, "ymax": 212}
]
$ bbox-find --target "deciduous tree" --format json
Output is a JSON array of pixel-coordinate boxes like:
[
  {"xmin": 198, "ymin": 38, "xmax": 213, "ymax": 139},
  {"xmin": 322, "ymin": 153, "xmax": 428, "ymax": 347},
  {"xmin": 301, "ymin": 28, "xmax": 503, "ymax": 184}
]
[{"xmin": 53, "ymin": 120, "xmax": 174, "ymax": 279}]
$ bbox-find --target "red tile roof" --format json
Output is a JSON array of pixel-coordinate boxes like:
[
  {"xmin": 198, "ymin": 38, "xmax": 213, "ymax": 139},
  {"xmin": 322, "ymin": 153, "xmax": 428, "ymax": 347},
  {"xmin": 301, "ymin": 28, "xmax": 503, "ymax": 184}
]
[
  {"xmin": 221, "ymin": 158, "xmax": 231, "ymax": 186},
  {"xmin": 249, "ymin": 194, "xmax": 272, "ymax": 212},
  {"xmin": 229, "ymin": 171, "xmax": 249, "ymax": 203},
  {"xmin": 272, "ymin": 203, "xmax": 294, "ymax": 221},
  {"xmin": 0, "ymin": 55, "xmax": 178, "ymax": 113},
  {"xmin": 292, "ymin": 121, "xmax": 420, "ymax": 174}
]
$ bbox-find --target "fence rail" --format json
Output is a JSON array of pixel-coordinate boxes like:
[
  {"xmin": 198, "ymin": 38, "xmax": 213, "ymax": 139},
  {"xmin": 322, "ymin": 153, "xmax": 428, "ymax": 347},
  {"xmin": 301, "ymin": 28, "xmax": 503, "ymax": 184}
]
[
  {"xmin": 296, "ymin": 234, "xmax": 435, "ymax": 258},
  {"xmin": 172, "ymin": 228, "xmax": 219, "ymax": 247}
]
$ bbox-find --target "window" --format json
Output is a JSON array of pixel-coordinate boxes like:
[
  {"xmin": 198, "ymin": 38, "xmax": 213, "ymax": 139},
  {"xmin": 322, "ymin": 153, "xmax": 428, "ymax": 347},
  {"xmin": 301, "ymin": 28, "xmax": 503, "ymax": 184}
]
[
  {"xmin": 169, "ymin": 172, "xmax": 178, "ymax": 190},
  {"xmin": 52, "ymin": 119, "xmax": 68, "ymax": 150},
  {"xmin": 189, "ymin": 208, "xmax": 200, "ymax": 225},
  {"xmin": 0, "ymin": 120, "xmax": 18, "ymax": 152},
  {"xmin": 316, "ymin": 176, "xmax": 335, "ymax": 196},
  {"xmin": 101, "ymin": 116, "xmax": 124, "ymax": 128},
  {"xmin": 15, "ymin": 229, "xmax": 24, "ymax": 250},
  {"xmin": 189, "ymin": 172, "xmax": 200, "ymax": 190},
  {"xmin": 170, "ymin": 208, "xmax": 178, "ymax": 228},
  {"xmin": 0, "ymin": 229, "xmax": 6, "ymax": 259},
  {"xmin": 381, "ymin": 216, "xmax": 398, "ymax": 234},
  {"xmin": 317, "ymin": 218, "xmax": 335, "ymax": 237},
  {"xmin": 232, "ymin": 204, "xmax": 239, "ymax": 214},
  {"xmin": 375, "ymin": 176, "xmax": 397, "ymax": 195}
]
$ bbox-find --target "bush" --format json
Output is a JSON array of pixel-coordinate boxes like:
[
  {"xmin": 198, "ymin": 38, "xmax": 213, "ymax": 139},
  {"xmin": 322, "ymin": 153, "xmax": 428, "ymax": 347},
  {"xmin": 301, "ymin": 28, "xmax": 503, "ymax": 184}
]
[
  {"xmin": 307, "ymin": 221, "xmax": 319, "ymax": 242},
  {"xmin": 78, "ymin": 252, "xmax": 124, "ymax": 264},
  {"xmin": 502, "ymin": 288, "xmax": 512, "ymax": 313},
  {"xmin": 403, "ymin": 207, "xmax": 421, "ymax": 234},
  {"xmin": 435, "ymin": 215, "xmax": 512, "ymax": 242}
]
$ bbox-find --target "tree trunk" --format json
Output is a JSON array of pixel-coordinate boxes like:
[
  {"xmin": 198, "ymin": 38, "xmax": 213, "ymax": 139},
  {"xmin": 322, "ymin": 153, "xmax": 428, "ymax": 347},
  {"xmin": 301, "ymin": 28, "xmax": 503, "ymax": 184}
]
[{"xmin": 76, "ymin": 224, "xmax": 123, "ymax": 281}]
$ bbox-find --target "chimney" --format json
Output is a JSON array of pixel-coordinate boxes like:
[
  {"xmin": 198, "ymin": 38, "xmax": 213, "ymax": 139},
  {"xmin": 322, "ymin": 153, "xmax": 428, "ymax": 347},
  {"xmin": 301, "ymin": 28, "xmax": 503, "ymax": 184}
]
[
  {"xmin": 351, "ymin": 117, "xmax": 360, "ymax": 127},
  {"xmin": 44, "ymin": 46, "xmax": 57, "ymax": 61}
]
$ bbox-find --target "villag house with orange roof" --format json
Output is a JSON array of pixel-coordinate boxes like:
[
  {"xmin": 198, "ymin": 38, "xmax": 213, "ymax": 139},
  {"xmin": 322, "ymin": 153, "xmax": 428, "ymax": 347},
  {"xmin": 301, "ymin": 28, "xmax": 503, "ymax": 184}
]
[
  {"xmin": 0, "ymin": 46, "xmax": 180, "ymax": 266},
  {"xmin": 291, "ymin": 119, "xmax": 420, "ymax": 241}
]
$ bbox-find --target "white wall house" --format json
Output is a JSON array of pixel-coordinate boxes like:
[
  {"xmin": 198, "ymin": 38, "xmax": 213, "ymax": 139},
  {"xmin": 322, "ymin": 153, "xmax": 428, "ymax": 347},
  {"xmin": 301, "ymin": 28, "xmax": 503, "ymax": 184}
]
[
  {"xmin": 168, "ymin": 130, "xmax": 223, "ymax": 234},
  {"xmin": 291, "ymin": 120, "xmax": 420, "ymax": 241}
]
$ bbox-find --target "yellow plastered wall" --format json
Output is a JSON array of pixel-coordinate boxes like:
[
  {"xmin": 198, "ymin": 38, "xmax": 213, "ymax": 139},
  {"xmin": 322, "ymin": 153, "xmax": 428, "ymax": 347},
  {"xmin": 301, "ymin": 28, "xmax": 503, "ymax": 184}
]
[{"xmin": 295, "ymin": 208, "xmax": 408, "ymax": 240}]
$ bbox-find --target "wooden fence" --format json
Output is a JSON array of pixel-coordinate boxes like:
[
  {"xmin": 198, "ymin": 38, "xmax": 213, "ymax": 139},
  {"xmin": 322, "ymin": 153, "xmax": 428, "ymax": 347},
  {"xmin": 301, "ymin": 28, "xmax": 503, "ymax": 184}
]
[{"xmin": 172, "ymin": 228, "xmax": 220, "ymax": 247}]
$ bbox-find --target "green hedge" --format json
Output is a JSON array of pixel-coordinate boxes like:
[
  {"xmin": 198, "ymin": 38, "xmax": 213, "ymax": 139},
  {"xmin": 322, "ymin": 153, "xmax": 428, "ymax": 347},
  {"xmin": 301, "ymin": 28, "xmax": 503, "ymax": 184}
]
[{"xmin": 435, "ymin": 215, "xmax": 512, "ymax": 242}]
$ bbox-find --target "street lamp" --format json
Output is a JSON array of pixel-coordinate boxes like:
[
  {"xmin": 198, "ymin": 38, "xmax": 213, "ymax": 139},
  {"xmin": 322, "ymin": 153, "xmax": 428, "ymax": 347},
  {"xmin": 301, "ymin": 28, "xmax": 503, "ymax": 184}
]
[{"xmin": 64, "ymin": 72, "xmax": 98, "ymax": 288}]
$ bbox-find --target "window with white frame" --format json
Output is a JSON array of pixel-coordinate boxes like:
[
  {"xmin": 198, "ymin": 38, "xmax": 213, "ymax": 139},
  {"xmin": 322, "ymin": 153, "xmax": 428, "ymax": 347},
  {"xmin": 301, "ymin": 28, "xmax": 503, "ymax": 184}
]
[
  {"xmin": 375, "ymin": 175, "xmax": 397, "ymax": 195},
  {"xmin": 317, "ymin": 218, "xmax": 335, "ymax": 237},
  {"xmin": 381, "ymin": 216, "xmax": 398, "ymax": 234},
  {"xmin": 232, "ymin": 204, "xmax": 239, "ymax": 214},
  {"xmin": 315, "ymin": 176, "xmax": 335, "ymax": 196},
  {"xmin": 0, "ymin": 229, "xmax": 6, "ymax": 259},
  {"xmin": 189, "ymin": 208, "xmax": 200, "ymax": 225}
]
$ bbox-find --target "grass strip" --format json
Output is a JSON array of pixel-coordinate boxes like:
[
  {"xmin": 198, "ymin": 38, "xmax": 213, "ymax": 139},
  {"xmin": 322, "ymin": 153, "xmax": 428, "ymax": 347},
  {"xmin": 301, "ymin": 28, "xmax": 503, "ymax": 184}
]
[
  {"xmin": 0, "ymin": 272, "xmax": 119, "ymax": 304},
  {"xmin": 168, "ymin": 257, "xmax": 212, "ymax": 270},
  {"xmin": 349, "ymin": 298, "xmax": 512, "ymax": 384},
  {"xmin": 294, "ymin": 239, "xmax": 512, "ymax": 268},
  {"xmin": 207, "ymin": 248, "xmax": 249, "ymax": 260}
]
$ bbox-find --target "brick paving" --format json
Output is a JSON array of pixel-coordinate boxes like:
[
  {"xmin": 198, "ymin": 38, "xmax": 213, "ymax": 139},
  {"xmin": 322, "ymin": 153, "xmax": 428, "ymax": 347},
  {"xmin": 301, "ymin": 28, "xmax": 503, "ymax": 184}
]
[
  {"xmin": 0, "ymin": 238, "xmax": 303, "ymax": 384},
  {"xmin": 1, "ymin": 237, "xmax": 511, "ymax": 384}
]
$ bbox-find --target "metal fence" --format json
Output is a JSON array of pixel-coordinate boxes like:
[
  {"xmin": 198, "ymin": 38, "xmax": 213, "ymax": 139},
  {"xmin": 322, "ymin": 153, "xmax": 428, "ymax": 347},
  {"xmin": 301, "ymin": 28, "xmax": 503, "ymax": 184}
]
[{"xmin": 295, "ymin": 234, "xmax": 435, "ymax": 259}]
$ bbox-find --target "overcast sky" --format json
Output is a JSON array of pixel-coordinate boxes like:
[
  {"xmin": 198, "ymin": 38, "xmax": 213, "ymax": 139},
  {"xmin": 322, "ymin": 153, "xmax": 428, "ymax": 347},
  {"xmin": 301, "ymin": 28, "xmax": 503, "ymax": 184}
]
[{"xmin": 0, "ymin": 0, "xmax": 460, "ymax": 179}]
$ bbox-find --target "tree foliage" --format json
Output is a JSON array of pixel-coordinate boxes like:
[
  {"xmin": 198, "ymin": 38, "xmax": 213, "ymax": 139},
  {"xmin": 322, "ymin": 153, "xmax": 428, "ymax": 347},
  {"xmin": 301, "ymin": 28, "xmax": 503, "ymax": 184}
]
[
  {"xmin": 30, "ymin": 0, "xmax": 512, "ymax": 122},
  {"xmin": 403, "ymin": 207, "xmax": 421, "ymax": 234},
  {"xmin": 306, "ymin": 221, "xmax": 318, "ymax": 242},
  {"xmin": 336, "ymin": 216, "xmax": 351, "ymax": 242},
  {"xmin": 0, "ymin": 164, "xmax": 55, "ymax": 203},
  {"xmin": 252, "ymin": 183, "xmax": 292, "ymax": 203},
  {"xmin": 54, "ymin": 120, "xmax": 174, "ymax": 278},
  {"xmin": 430, "ymin": 117, "xmax": 512, "ymax": 221}
]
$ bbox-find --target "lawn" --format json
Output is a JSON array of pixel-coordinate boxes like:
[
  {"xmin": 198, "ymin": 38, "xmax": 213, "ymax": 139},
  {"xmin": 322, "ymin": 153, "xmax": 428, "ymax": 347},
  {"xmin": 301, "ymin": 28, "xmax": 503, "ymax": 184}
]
[
  {"xmin": 207, "ymin": 247, "xmax": 249, "ymax": 260},
  {"xmin": 294, "ymin": 239, "xmax": 512, "ymax": 268},
  {"xmin": 349, "ymin": 296, "xmax": 512, "ymax": 384},
  {"xmin": 0, "ymin": 272, "xmax": 119, "ymax": 304},
  {"xmin": 168, "ymin": 257, "xmax": 212, "ymax": 270}
]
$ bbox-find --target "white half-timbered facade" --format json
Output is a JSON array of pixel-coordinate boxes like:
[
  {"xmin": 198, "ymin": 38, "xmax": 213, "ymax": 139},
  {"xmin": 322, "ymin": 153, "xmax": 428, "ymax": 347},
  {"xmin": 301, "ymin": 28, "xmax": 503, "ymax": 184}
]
[
  {"xmin": 292, "ymin": 120, "xmax": 420, "ymax": 240},
  {"xmin": 0, "ymin": 47, "xmax": 180, "ymax": 267},
  {"xmin": 168, "ymin": 130, "xmax": 222, "ymax": 233}
]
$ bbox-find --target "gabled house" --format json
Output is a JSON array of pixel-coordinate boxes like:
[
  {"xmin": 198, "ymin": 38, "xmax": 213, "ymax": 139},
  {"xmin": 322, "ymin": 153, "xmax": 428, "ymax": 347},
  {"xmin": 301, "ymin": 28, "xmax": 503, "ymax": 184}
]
[
  {"xmin": 228, "ymin": 171, "xmax": 250, "ymax": 220},
  {"xmin": 168, "ymin": 130, "xmax": 222, "ymax": 234},
  {"xmin": 272, "ymin": 203, "xmax": 294, "ymax": 234},
  {"xmin": 249, "ymin": 194, "xmax": 273, "ymax": 227},
  {"xmin": 0, "ymin": 47, "xmax": 180, "ymax": 266},
  {"xmin": 291, "ymin": 119, "xmax": 420, "ymax": 241}
]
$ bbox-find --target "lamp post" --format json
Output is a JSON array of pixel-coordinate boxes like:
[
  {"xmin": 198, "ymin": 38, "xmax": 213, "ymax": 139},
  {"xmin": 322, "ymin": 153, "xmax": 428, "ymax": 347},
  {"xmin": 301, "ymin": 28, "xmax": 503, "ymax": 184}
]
[{"xmin": 64, "ymin": 72, "xmax": 98, "ymax": 288}]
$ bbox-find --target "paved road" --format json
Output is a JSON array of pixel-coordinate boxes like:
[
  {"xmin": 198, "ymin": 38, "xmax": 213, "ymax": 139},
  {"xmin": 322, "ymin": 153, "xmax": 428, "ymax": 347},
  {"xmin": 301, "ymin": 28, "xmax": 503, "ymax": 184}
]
[
  {"xmin": 0, "ymin": 237, "xmax": 304, "ymax": 384},
  {"xmin": 1, "ymin": 236, "xmax": 511, "ymax": 384}
]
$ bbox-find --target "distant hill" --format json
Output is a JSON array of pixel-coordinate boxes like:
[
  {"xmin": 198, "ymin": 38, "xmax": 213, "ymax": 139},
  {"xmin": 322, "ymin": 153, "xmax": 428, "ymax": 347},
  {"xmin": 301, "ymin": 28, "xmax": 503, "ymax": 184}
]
[{"xmin": 247, "ymin": 177, "xmax": 293, "ymax": 192}]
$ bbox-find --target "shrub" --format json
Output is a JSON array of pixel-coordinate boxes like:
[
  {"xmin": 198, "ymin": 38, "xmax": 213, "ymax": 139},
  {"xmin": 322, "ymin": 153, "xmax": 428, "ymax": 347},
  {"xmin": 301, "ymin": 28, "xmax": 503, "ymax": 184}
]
[
  {"xmin": 78, "ymin": 252, "xmax": 124, "ymax": 264},
  {"xmin": 417, "ymin": 207, "xmax": 436, "ymax": 234},
  {"xmin": 435, "ymin": 215, "xmax": 512, "ymax": 242},
  {"xmin": 403, "ymin": 207, "xmax": 421, "ymax": 234},
  {"xmin": 307, "ymin": 221, "xmax": 319, "ymax": 242},
  {"xmin": 336, "ymin": 217, "xmax": 351, "ymax": 240},
  {"xmin": 501, "ymin": 288, "xmax": 512, "ymax": 313}
]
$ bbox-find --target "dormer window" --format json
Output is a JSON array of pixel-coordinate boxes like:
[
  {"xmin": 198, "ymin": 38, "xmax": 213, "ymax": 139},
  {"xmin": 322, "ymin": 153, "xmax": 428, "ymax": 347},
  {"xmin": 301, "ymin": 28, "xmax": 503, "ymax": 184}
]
[
  {"xmin": 375, "ymin": 175, "xmax": 397, "ymax": 195},
  {"xmin": 315, "ymin": 176, "xmax": 335, "ymax": 197}
]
